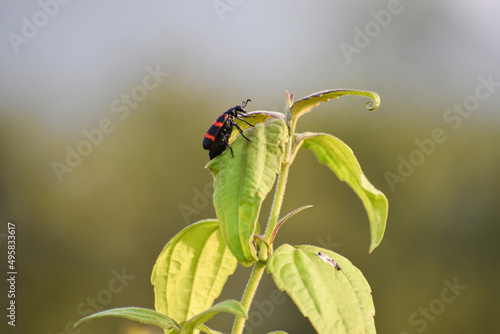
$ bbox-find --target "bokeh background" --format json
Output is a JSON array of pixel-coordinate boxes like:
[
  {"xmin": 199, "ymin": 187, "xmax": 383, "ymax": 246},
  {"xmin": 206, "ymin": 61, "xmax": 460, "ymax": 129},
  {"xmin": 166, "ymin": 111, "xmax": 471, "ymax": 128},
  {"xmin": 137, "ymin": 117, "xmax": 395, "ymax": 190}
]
[{"xmin": 1, "ymin": 1, "xmax": 500, "ymax": 333}]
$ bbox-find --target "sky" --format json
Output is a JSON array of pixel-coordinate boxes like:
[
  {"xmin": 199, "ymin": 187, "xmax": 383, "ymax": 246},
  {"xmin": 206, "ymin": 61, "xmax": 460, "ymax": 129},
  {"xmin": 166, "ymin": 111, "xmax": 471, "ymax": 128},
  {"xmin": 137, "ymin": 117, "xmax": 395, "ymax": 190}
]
[{"xmin": 1, "ymin": 0, "xmax": 500, "ymax": 128}]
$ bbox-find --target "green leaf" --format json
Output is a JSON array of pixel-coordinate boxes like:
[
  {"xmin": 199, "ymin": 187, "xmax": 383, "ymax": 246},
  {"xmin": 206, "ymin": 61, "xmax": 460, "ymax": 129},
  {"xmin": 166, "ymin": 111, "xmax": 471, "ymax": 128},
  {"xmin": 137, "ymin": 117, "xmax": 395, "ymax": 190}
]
[
  {"xmin": 228, "ymin": 111, "xmax": 285, "ymax": 144},
  {"xmin": 74, "ymin": 307, "xmax": 180, "ymax": 331},
  {"xmin": 295, "ymin": 133, "xmax": 388, "ymax": 252},
  {"xmin": 270, "ymin": 205, "xmax": 313, "ymax": 244},
  {"xmin": 289, "ymin": 89, "xmax": 380, "ymax": 121},
  {"xmin": 267, "ymin": 244, "xmax": 376, "ymax": 334},
  {"xmin": 151, "ymin": 220, "xmax": 237, "ymax": 326},
  {"xmin": 180, "ymin": 300, "xmax": 246, "ymax": 334},
  {"xmin": 207, "ymin": 118, "xmax": 288, "ymax": 266}
]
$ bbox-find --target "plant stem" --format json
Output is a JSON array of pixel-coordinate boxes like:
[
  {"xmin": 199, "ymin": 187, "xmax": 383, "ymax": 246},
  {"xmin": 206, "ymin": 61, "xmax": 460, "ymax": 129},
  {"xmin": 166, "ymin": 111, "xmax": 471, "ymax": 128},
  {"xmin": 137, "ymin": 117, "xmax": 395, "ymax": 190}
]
[
  {"xmin": 263, "ymin": 116, "xmax": 296, "ymax": 244},
  {"xmin": 232, "ymin": 261, "xmax": 266, "ymax": 334},
  {"xmin": 263, "ymin": 161, "xmax": 291, "ymax": 243},
  {"xmin": 232, "ymin": 161, "xmax": 291, "ymax": 334},
  {"xmin": 232, "ymin": 116, "xmax": 297, "ymax": 334}
]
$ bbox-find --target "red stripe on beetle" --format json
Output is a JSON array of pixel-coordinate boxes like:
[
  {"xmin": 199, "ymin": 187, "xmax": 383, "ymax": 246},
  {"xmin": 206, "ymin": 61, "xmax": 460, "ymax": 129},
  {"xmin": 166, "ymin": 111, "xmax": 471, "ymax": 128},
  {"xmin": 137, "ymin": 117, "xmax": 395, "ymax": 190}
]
[
  {"xmin": 213, "ymin": 121, "xmax": 223, "ymax": 127},
  {"xmin": 205, "ymin": 133, "xmax": 216, "ymax": 141}
]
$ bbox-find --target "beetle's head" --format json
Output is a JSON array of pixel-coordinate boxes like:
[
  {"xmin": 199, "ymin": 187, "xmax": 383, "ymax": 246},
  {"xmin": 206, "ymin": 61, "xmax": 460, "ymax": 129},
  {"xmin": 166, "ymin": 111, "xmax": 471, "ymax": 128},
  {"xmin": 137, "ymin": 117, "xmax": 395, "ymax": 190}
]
[{"xmin": 235, "ymin": 98, "xmax": 251, "ymax": 114}]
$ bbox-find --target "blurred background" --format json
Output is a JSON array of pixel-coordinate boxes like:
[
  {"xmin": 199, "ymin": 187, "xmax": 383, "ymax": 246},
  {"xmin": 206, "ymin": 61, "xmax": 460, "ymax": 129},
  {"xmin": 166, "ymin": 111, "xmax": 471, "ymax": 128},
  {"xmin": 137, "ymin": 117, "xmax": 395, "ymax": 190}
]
[{"xmin": 1, "ymin": 1, "xmax": 499, "ymax": 333}]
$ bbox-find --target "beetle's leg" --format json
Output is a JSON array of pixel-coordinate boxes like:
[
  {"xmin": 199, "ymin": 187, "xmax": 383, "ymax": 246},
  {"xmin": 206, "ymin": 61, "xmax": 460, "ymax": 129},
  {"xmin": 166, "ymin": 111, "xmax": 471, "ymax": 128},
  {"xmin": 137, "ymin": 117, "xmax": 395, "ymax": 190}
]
[
  {"xmin": 225, "ymin": 141, "xmax": 235, "ymax": 157},
  {"xmin": 235, "ymin": 115, "xmax": 255, "ymax": 127},
  {"xmin": 233, "ymin": 122, "xmax": 251, "ymax": 142}
]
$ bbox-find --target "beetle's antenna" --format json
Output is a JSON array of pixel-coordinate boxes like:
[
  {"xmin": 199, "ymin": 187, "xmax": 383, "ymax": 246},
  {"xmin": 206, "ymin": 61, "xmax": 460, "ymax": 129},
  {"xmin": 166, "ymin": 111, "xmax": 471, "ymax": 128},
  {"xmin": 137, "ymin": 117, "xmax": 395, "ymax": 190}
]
[{"xmin": 241, "ymin": 99, "xmax": 251, "ymax": 109}]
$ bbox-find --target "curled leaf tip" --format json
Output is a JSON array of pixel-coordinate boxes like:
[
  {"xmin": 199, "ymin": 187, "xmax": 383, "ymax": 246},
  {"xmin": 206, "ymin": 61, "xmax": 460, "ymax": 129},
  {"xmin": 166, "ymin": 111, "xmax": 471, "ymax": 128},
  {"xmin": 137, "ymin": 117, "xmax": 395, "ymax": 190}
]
[
  {"xmin": 366, "ymin": 92, "xmax": 380, "ymax": 111},
  {"xmin": 366, "ymin": 101, "xmax": 376, "ymax": 111}
]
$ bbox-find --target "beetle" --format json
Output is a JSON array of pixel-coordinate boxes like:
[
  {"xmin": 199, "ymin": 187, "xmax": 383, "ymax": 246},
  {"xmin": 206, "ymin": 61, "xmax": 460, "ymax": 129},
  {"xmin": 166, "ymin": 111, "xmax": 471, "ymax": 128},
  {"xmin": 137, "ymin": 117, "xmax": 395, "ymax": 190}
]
[{"xmin": 203, "ymin": 99, "xmax": 254, "ymax": 160}]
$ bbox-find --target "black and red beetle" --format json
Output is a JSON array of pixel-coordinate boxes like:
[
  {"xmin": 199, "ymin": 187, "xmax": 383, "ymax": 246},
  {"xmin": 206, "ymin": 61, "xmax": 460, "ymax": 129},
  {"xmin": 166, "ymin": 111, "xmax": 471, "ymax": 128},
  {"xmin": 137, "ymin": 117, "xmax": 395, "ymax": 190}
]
[{"xmin": 203, "ymin": 99, "xmax": 254, "ymax": 160}]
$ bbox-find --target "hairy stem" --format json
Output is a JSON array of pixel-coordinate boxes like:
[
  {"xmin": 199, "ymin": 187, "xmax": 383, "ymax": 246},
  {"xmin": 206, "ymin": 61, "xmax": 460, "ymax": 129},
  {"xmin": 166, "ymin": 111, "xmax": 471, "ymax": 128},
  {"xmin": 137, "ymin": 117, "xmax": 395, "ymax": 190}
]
[
  {"xmin": 232, "ymin": 116, "xmax": 297, "ymax": 334},
  {"xmin": 263, "ymin": 160, "xmax": 291, "ymax": 243},
  {"xmin": 231, "ymin": 261, "xmax": 266, "ymax": 334},
  {"xmin": 263, "ymin": 116, "xmax": 296, "ymax": 244}
]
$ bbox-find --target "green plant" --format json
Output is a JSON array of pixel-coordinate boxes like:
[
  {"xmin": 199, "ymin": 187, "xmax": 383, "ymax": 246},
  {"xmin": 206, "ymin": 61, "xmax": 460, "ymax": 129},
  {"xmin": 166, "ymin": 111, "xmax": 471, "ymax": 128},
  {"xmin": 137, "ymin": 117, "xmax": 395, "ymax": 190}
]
[{"xmin": 75, "ymin": 89, "xmax": 388, "ymax": 334}]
